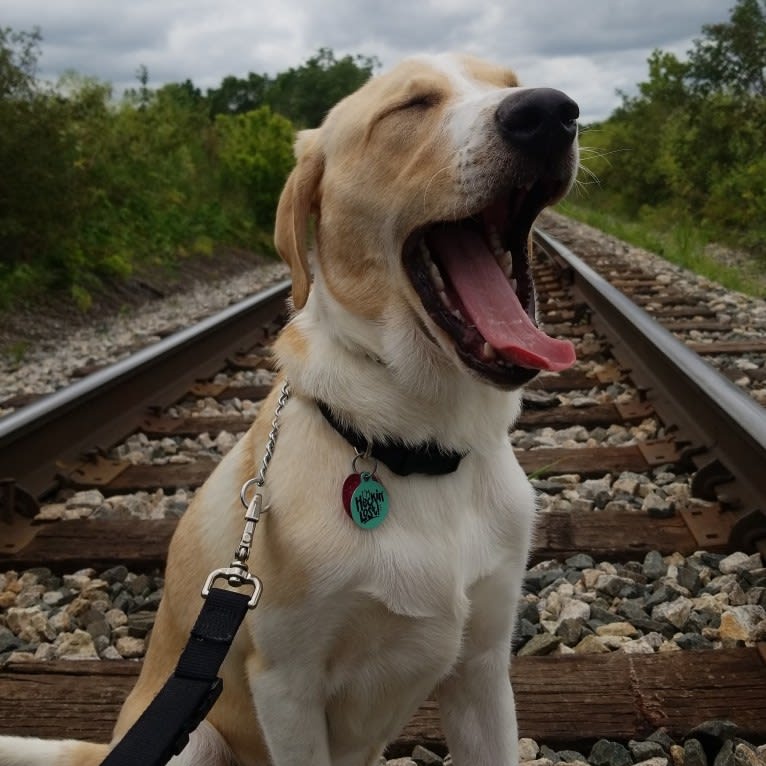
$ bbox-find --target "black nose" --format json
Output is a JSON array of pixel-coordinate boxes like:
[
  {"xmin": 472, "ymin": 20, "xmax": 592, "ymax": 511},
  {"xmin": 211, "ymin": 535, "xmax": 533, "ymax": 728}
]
[{"xmin": 495, "ymin": 88, "xmax": 579, "ymax": 156}]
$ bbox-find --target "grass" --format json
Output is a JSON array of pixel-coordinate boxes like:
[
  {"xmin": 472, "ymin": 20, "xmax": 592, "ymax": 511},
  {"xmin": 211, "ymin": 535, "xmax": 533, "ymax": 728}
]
[
  {"xmin": 557, "ymin": 199, "xmax": 766, "ymax": 299},
  {"xmin": 5, "ymin": 341, "xmax": 29, "ymax": 365}
]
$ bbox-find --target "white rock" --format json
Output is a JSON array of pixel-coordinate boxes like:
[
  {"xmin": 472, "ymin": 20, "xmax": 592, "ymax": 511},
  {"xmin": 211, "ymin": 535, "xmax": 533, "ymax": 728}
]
[
  {"xmin": 643, "ymin": 632, "xmax": 667, "ymax": 650},
  {"xmin": 652, "ymin": 597, "xmax": 693, "ymax": 629},
  {"xmin": 105, "ymin": 609, "xmax": 128, "ymax": 629},
  {"xmin": 63, "ymin": 573, "xmax": 91, "ymax": 591},
  {"xmin": 33, "ymin": 643, "xmax": 57, "ymax": 661},
  {"xmin": 5, "ymin": 606, "xmax": 55, "ymax": 643},
  {"xmin": 582, "ymin": 569, "xmax": 602, "ymax": 589},
  {"xmin": 613, "ymin": 473, "xmax": 641, "ymax": 494},
  {"xmin": 556, "ymin": 599, "xmax": 591, "ymax": 626},
  {"xmin": 642, "ymin": 492, "xmax": 672, "ymax": 513},
  {"xmin": 621, "ymin": 638, "xmax": 656, "ymax": 654},
  {"xmin": 719, "ymin": 551, "xmax": 762, "ymax": 574},
  {"xmin": 116, "ymin": 636, "xmax": 146, "ymax": 659},
  {"xmin": 65, "ymin": 489, "xmax": 105, "ymax": 510},
  {"xmin": 596, "ymin": 622, "xmax": 639, "ymax": 638},
  {"xmin": 55, "ymin": 630, "xmax": 99, "ymax": 659},
  {"xmin": 42, "ymin": 591, "xmax": 65, "ymax": 607},
  {"xmin": 518, "ymin": 738, "xmax": 539, "ymax": 761},
  {"xmin": 719, "ymin": 605, "xmax": 766, "ymax": 645},
  {"xmin": 599, "ymin": 635, "xmax": 632, "ymax": 650},
  {"xmin": 48, "ymin": 611, "xmax": 72, "ymax": 633}
]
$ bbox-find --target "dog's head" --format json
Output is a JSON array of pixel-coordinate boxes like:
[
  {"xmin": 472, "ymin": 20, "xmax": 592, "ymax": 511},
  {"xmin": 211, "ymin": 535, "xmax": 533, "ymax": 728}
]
[{"xmin": 275, "ymin": 53, "xmax": 578, "ymax": 391}]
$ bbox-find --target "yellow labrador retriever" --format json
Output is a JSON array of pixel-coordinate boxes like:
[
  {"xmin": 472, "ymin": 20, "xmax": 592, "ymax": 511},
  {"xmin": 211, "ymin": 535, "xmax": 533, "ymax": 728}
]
[{"xmin": 0, "ymin": 53, "xmax": 578, "ymax": 766}]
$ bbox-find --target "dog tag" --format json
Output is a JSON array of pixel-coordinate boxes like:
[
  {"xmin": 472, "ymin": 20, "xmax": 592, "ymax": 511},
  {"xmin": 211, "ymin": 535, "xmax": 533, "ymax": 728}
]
[{"xmin": 342, "ymin": 472, "xmax": 389, "ymax": 529}]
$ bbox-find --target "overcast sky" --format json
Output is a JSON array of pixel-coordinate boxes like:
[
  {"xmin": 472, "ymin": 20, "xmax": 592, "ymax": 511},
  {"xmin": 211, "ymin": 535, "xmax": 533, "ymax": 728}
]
[{"xmin": 5, "ymin": 0, "xmax": 733, "ymax": 123}]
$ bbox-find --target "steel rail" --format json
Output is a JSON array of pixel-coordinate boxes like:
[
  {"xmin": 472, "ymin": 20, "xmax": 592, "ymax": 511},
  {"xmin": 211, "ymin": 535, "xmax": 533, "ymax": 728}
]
[
  {"xmin": 534, "ymin": 229, "xmax": 766, "ymax": 551},
  {"xmin": 0, "ymin": 280, "xmax": 291, "ymax": 500}
]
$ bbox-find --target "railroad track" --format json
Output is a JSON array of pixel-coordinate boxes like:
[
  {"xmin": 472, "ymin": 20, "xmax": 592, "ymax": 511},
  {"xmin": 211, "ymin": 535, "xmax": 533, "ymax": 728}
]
[{"xmin": 1, "ymin": 223, "xmax": 765, "ymax": 763}]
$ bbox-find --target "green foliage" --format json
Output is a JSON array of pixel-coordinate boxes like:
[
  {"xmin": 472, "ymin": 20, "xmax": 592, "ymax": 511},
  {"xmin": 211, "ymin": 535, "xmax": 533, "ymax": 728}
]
[
  {"xmin": 577, "ymin": 0, "xmax": 766, "ymax": 260},
  {"xmin": 0, "ymin": 26, "xmax": 40, "ymax": 97},
  {"xmin": 208, "ymin": 72, "xmax": 270, "ymax": 117},
  {"xmin": 207, "ymin": 47, "xmax": 379, "ymax": 127},
  {"xmin": 687, "ymin": 0, "xmax": 766, "ymax": 97},
  {"xmin": 0, "ymin": 30, "xmax": 92, "ymax": 299},
  {"xmin": 0, "ymin": 34, "xmax": 378, "ymax": 310},
  {"xmin": 215, "ymin": 107, "xmax": 296, "ymax": 226},
  {"xmin": 265, "ymin": 48, "xmax": 379, "ymax": 127},
  {"xmin": 559, "ymin": 199, "xmax": 764, "ymax": 297},
  {"xmin": 6, "ymin": 340, "xmax": 29, "ymax": 365}
]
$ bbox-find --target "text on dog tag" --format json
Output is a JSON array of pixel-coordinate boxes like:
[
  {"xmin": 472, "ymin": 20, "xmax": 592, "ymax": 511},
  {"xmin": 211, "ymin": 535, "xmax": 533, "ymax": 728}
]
[{"xmin": 342, "ymin": 472, "xmax": 389, "ymax": 529}]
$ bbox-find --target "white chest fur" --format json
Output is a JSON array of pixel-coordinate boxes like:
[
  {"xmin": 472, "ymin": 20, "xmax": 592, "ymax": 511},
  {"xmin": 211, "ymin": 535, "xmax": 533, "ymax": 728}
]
[{"xmin": 245, "ymin": 403, "xmax": 535, "ymax": 757}]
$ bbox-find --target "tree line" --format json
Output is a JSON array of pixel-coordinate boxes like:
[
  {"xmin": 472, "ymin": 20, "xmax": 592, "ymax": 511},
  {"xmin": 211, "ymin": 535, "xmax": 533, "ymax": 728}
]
[
  {"xmin": 0, "ymin": 31, "xmax": 376, "ymax": 309},
  {"xmin": 579, "ymin": 0, "xmax": 766, "ymax": 256},
  {"xmin": 2, "ymin": 2, "xmax": 763, "ymax": 311}
]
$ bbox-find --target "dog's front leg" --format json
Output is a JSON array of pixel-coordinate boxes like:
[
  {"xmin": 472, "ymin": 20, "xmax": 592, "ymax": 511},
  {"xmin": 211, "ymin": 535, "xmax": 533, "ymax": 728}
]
[
  {"xmin": 436, "ymin": 565, "xmax": 522, "ymax": 766},
  {"xmin": 248, "ymin": 661, "xmax": 332, "ymax": 766},
  {"xmin": 246, "ymin": 603, "xmax": 336, "ymax": 766}
]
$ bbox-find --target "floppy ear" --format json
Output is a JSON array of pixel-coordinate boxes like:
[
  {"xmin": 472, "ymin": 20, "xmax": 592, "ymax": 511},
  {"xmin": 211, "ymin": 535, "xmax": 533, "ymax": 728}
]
[{"xmin": 274, "ymin": 129, "xmax": 324, "ymax": 310}]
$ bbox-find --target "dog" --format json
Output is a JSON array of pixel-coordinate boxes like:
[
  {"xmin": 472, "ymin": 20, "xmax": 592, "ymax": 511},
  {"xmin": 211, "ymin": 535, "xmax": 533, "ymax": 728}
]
[{"xmin": 0, "ymin": 53, "xmax": 578, "ymax": 766}]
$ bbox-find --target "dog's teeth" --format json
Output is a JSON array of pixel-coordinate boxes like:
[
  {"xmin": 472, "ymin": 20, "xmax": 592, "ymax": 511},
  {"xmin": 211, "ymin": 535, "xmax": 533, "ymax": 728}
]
[
  {"xmin": 439, "ymin": 290, "xmax": 452, "ymax": 308},
  {"xmin": 482, "ymin": 342, "xmax": 497, "ymax": 360},
  {"xmin": 420, "ymin": 240, "xmax": 432, "ymax": 262},
  {"xmin": 510, "ymin": 278, "xmax": 518, "ymax": 293},
  {"xmin": 498, "ymin": 251, "xmax": 513, "ymax": 278},
  {"xmin": 489, "ymin": 226, "xmax": 503, "ymax": 253},
  {"xmin": 429, "ymin": 263, "xmax": 445, "ymax": 291},
  {"xmin": 451, "ymin": 309, "xmax": 462, "ymax": 320},
  {"xmin": 489, "ymin": 227, "xmax": 509, "ymax": 261}
]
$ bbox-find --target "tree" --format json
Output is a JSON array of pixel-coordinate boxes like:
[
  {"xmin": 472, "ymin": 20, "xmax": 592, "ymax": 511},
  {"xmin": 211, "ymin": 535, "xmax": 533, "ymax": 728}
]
[
  {"xmin": 576, "ymin": 0, "xmax": 766, "ymax": 250},
  {"xmin": 207, "ymin": 72, "xmax": 269, "ymax": 117},
  {"xmin": 0, "ymin": 26, "xmax": 40, "ymax": 98},
  {"xmin": 206, "ymin": 48, "xmax": 379, "ymax": 127},
  {"xmin": 687, "ymin": 0, "xmax": 766, "ymax": 96},
  {"xmin": 215, "ymin": 106, "xmax": 295, "ymax": 227},
  {"xmin": 0, "ymin": 33, "xmax": 383, "ymax": 309},
  {"xmin": 0, "ymin": 28, "xmax": 78, "ymax": 270},
  {"xmin": 266, "ymin": 47, "xmax": 379, "ymax": 127}
]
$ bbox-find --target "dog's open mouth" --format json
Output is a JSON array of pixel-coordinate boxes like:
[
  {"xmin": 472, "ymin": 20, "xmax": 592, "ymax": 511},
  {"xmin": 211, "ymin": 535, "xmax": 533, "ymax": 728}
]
[{"xmin": 403, "ymin": 180, "xmax": 576, "ymax": 388}]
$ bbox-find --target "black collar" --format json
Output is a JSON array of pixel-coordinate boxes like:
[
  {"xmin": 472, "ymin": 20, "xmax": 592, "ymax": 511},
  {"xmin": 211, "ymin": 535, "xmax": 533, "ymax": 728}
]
[{"xmin": 316, "ymin": 400, "xmax": 467, "ymax": 477}]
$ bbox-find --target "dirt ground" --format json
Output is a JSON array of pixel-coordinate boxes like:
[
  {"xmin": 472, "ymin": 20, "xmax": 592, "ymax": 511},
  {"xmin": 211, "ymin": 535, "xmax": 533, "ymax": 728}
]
[{"xmin": 0, "ymin": 248, "xmax": 275, "ymax": 355}]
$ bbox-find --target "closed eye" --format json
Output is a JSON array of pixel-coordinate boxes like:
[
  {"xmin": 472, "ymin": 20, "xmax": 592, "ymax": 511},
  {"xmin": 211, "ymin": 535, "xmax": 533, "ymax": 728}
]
[
  {"xmin": 366, "ymin": 91, "xmax": 443, "ymax": 142},
  {"xmin": 399, "ymin": 92, "xmax": 441, "ymax": 110}
]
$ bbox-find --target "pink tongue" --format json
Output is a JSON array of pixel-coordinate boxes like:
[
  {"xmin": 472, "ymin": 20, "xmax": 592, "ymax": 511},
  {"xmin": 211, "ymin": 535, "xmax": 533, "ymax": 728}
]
[{"xmin": 428, "ymin": 227, "xmax": 576, "ymax": 371}]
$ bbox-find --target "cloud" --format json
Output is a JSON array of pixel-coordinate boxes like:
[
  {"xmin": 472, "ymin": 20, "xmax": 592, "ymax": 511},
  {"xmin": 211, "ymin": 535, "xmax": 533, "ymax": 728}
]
[{"xmin": 5, "ymin": 0, "xmax": 732, "ymax": 121}]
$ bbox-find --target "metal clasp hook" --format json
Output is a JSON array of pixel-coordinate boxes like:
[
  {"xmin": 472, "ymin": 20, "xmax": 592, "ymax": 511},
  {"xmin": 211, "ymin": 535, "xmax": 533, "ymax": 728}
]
[{"xmin": 202, "ymin": 566, "xmax": 263, "ymax": 609}]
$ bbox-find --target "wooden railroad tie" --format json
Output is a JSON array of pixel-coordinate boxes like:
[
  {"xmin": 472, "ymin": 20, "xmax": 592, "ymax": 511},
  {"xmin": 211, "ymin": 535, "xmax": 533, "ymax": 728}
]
[
  {"xmin": 1, "ymin": 500, "xmax": 730, "ymax": 573},
  {"xmin": 1, "ymin": 648, "xmax": 765, "ymax": 751}
]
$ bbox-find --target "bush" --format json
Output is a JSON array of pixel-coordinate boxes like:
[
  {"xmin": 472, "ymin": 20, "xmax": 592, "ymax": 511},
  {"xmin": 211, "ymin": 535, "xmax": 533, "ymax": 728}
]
[
  {"xmin": 0, "ymin": 29, "xmax": 298, "ymax": 308},
  {"xmin": 575, "ymin": 1, "xmax": 766, "ymax": 258},
  {"xmin": 215, "ymin": 107, "xmax": 296, "ymax": 228}
]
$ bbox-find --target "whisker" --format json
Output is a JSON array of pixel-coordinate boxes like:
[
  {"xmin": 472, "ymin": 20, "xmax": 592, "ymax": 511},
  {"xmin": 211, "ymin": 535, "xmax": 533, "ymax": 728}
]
[{"xmin": 423, "ymin": 165, "xmax": 453, "ymax": 215}]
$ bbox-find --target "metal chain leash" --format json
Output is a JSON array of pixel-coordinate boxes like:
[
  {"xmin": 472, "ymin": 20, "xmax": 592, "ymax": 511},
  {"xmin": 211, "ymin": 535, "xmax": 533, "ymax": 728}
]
[
  {"xmin": 236, "ymin": 380, "xmax": 291, "ymax": 562},
  {"xmin": 202, "ymin": 380, "xmax": 291, "ymax": 608}
]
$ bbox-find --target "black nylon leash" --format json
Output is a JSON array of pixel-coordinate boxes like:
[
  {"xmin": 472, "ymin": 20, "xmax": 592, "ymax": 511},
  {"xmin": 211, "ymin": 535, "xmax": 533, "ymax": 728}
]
[
  {"xmin": 101, "ymin": 586, "xmax": 252, "ymax": 766},
  {"xmin": 99, "ymin": 383, "xmax": 290, "ymax": 766}
]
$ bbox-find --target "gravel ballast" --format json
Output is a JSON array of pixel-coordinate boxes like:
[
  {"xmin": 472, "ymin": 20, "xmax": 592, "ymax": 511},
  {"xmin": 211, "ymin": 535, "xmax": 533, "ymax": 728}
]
[{"xmin": 2, "ymin": 215, "xmax": 765, "ymax": 763}]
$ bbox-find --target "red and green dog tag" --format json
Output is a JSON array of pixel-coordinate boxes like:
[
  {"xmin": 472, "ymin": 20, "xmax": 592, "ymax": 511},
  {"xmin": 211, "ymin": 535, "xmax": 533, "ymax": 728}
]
[{"xmin": 342, "ymin": 471, "xmax": 389, "ymax": 529}]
